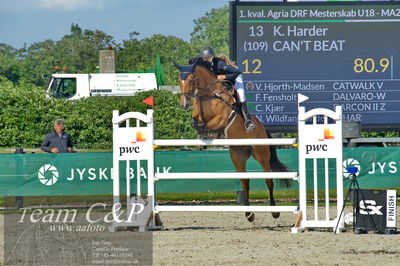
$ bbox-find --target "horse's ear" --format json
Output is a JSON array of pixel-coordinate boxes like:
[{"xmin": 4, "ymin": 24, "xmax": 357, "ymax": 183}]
[{"xmin": 173, "ymin": 61, "xmax": 183, "ymax": 71}]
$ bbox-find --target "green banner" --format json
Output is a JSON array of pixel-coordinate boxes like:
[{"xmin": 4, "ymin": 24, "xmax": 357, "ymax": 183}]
[{"xmin": 0, "ymin": 148, "xmax": 399, "ymax": 196}]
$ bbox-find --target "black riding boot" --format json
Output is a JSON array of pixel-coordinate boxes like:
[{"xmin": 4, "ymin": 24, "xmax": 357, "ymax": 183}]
[{"xmin": 241, "ymin": 101, "xmax": 255, "ymax": 132}]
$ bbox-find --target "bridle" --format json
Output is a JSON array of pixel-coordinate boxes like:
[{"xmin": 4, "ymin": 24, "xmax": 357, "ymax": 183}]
[
  {"xmin": 181, "ymin": 70, "xmax": 233, "ymax": 102},
  {"xmin": 179, "ymin": 72, "xmax": 198, "ymax": 107},
  {"xmin": 182, "ymin": 70, "xmax": 235, "ymax": 128}
]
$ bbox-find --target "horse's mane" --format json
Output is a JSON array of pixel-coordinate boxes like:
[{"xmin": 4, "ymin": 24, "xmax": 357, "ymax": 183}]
[
  {"xmin": 194, "ymin": 64, "xmax": 216, "ymax": 82},
  {"xmin": 188, "ymin": 57, "xmax": 216, "ymax": 80}
]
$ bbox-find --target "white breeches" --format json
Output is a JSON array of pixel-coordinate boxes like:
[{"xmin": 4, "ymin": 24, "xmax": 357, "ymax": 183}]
[{"xmin": 235, "ymin": 74, "xmax": 246, "ymax": 103}]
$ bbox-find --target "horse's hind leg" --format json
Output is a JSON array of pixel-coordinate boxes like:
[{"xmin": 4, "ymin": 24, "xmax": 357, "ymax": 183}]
[
  {"xmin": 253, "ymin": 146, "xmax": 280, "ymax": 219},
  {"xmin": 240, "ymin": 179, "xmax": 255, "ymax": 222},
  {"xmin": 229, "ymin": 147, "xmax": 254, "ymax": 222}
]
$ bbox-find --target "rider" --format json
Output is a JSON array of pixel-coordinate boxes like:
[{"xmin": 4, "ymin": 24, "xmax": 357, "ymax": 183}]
[{"xmin": 196, "ymin": 46, "xmax": 255, "ymax": 131}]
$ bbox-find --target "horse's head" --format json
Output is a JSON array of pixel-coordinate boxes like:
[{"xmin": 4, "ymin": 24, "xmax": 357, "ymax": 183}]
[
  {"xmin": 173, "ymin": 61, "xmax": 214, "ymax": 110},
  {"xmin": 173, "ymin": 61, "xmax": 196, "ymax": 110}
]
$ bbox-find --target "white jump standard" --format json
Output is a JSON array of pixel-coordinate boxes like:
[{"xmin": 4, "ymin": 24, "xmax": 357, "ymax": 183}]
[{"xmin": 293, "ymin": 105, "xmax": 344, "ymax": 233}]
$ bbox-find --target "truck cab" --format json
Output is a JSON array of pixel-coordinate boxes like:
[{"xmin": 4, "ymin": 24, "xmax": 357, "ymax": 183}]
[{"xmin": 48, "ymin": 74, "xmax": 90, "ymax": 100}]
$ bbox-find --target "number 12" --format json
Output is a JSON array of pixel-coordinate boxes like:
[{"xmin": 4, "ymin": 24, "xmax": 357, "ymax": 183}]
[{"xmin": 242, "ymin": 59, "xmax": 262, "ymax": 74}]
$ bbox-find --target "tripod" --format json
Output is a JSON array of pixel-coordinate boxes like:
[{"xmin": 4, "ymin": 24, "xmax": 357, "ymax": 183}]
[{"xmin": 335, "ymin": 170, "xmax": 378, "ymax": 234}]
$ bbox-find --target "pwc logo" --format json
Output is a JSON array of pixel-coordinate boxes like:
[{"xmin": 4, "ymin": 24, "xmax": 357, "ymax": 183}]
[
  {"xmin": 319, "ymin": 129, "xmax": 335, "ymax": 141},
  {"xmin": 119, "ymin": 131, "xmax": 146, "ymax": 156},
  {"xmin": 305, "ymin": 128, "xmax": 334, "ymax": 154},
  {"xmin": 132, "ymin": 131, "xmax": 146, "ymax": 143}
]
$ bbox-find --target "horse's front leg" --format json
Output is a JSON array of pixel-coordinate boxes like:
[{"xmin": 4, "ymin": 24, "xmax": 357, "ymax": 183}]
[{"xmin": 190, "ymin": 118, "xmax": 205, "ymax": 135}]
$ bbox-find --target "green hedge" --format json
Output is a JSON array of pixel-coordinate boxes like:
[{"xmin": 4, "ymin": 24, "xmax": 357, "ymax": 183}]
[{"xmin": 0, "ymin": 76, "xmax": 196, "ymax": 149}]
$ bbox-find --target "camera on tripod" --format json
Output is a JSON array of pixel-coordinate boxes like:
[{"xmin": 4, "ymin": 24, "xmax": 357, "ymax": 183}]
[
  {"xmin": 345, "ymin": 166, "xmax": 358, "ymax": 180},
  {"xmin": 336, "ymin": 166, "xmax": 397, "ymax": 234}
]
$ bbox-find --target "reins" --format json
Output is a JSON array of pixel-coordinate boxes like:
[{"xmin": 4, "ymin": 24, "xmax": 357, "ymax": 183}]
[{"xmin": 179, "ymin": 66, "xmax": 236, "ymax": 129}]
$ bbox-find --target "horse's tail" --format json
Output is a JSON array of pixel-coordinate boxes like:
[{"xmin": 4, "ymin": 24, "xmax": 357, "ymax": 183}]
[{"xmin": 266, "ymin": 130, "xmax": 292, "ymax": 188}]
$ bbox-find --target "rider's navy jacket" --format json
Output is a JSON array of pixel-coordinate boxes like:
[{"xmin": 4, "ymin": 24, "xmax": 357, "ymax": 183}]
[{"xmin": 191, "ymin": 57, "xmax": 241, "ymax": 85}]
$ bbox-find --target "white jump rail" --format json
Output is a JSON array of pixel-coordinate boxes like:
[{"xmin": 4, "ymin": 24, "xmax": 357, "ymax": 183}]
[
  {"xmin": 156, "ymin": 205, "xmax": 298, "ymax": 213},
  {"xmin": 154, "ymin": 138, "xmax": 297, "ymax": 146},
  {"xmin": 155, "ymin": 172, "xmax": 298, "ymax": 181}
]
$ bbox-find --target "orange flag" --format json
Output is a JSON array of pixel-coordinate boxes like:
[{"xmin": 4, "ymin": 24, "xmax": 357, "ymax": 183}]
[{"xmin": 142, "ymin": 96, "xmax": 154, "ymax": 108}]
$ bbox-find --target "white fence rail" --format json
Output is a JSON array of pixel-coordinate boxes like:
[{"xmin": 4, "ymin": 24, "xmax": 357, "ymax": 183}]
[
  {"xmin": 156, "ymin": 205, "xmax": 298, "ymax": 213},
  {"xmin": 155, "ymin": 172, "xmax": 298, "ymax": 181},
  {"xmin": 154, "ymin": 138, "xmax": 297, "ymax": 146}
]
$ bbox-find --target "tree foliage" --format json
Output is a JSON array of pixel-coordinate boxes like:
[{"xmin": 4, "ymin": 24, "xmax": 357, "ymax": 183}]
[
  {"xmin": 0, "ymin": 43, "xmax": 22, "ymax": 83},
  {"xmin": 0, "ymin": 23, "xmax": 117, "ymax": 86},
  {"xmin": 190, "ymin": 6, "xmax": 230, "ymax": 57},
  {"xmin": 117, "ymin": 33, "xmax": 197, "ymax": 84},
  {"xmin": 56, "ymin": 23, "xmax": 117, "ymax": 73}
]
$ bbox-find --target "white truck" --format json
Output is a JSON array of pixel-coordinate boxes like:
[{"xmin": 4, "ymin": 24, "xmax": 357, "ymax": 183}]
[{"xmin": 47, "ymin": 73, "xmax": 157, "ymax": 100}]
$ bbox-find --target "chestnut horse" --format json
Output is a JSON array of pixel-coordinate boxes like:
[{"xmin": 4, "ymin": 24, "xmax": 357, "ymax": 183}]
[{"xmin": 174, "ymin": 62, "xmax": 291, "ymax": 221}]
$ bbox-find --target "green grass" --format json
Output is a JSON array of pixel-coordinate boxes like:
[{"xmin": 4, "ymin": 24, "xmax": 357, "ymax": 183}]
[
  {"xmin": 1, "ymin": 189, "xmax": 399, "ymax": 209},
  {"xmin": 1, "ymin": 191, "xmax": 293, "ymax": 209}
]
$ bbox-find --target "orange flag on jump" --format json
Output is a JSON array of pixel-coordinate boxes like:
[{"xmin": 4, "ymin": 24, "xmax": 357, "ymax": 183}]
[{"xmin": 142, "ymin": 96, "xmax": 154, "ymax": 108}]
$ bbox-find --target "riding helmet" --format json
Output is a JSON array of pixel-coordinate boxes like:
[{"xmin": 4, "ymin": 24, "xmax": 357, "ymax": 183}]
[{"xmin": 200, "ymin": 46, "xmax": 214, "ymax": 59}]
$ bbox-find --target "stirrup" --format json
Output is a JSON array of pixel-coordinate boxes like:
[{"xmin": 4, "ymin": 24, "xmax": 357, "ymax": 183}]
[{"xmin": 244, "ymin": 119, "xmax": 255, "ymax": 132}]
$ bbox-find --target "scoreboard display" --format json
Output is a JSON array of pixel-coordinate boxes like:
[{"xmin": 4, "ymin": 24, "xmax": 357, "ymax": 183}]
[{"xmin": 230, "ymin": 1, "xmax": 400, "ymax": 132}]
